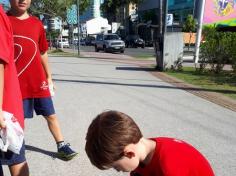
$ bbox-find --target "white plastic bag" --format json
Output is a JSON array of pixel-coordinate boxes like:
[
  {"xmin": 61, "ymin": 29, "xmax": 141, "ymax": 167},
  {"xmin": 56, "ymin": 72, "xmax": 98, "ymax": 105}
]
[
  {"xmin": 0, "ymin": 111, "xmax": 24, "ymax": 154},
  {"xmin": 49, "ymin": 83, "xmax": 55, "ymax": 97}
]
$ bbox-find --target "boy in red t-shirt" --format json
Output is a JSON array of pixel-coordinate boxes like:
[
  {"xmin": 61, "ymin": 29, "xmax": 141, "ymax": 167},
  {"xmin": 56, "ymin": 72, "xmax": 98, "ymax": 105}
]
[
  {"xmin": 86, "ymin": 111, "xmax": 215, "ymax": 176},
  {"xmin": 7, "ymin": 0, "xmax": 77, "ymax": 160},
  {"xmin": 0, "ymin": 4, "xmax": 29, "ymax": 176}
]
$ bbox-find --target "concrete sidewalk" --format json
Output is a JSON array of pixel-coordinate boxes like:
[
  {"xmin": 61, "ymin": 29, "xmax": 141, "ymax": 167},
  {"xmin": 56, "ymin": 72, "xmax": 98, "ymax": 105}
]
[{"xmin": 3, "ymin": 56, "xmax": 236, "ymax": 176}]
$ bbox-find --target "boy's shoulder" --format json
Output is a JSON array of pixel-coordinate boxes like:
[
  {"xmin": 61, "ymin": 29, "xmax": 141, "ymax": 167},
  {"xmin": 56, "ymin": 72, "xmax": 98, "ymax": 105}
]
[
  {"xmin": 28, "ymin": 15, "xmax": 42, "ymax": 24},
  {"xmin": 30, "ymin": 15, "xmax": 40, "ymax": 21},
  {"xmin": 30, "ymin": 16, "xmax": 44, "ymax": 27}
]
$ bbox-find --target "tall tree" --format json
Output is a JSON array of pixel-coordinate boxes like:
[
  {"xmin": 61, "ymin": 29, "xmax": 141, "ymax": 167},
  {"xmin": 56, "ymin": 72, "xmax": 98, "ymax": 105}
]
[
  {"xmin": 101, "ymin": 0, "xmax": 143, "ymax": 23},
  {"xmin": 30, "ymin": 0, "xmax": 90, "ymax": 21},
  {"xmin": 182, "ymin": 14, "xmax": 197, "ymax": 50}
]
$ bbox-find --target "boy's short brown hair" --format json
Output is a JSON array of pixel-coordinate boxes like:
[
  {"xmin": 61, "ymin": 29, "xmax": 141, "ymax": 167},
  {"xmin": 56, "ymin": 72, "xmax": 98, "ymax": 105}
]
[{"xmin": 85, "ymin": 110, "xmax": 143, "ymax": 170}]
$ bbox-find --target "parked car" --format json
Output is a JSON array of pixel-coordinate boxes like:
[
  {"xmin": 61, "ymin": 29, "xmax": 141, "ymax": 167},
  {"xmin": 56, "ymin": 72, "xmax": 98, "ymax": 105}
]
[
  {"xmin": 73, "ymin": 39, "xmax": 86, "ymax": 46},
  {"xmin": 125, "ymin": 35, "xmax": 145, "ymax": 48},
  {"xmin": 79, "ymin": 39, "xmax": 86, "ymax": 46},
  {"xmin": 85, "ymin": 36, "xmax": 95, "ymax": 46},
  {"xmin": 94, "ymin": 34, "xmax": 125, "ymax": 53},
  {"xmin": 145, "ymin": 40, "xmax": 153, "ymax": 47},
  {"xmin": 58, "ymin": 39, "xmax": 69, "ymax": 48}
]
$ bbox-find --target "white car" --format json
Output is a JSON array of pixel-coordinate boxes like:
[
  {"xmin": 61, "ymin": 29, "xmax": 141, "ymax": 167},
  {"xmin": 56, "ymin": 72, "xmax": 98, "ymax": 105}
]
[
  {"xmin": 58, "ymin": 39, "xmax": 69, "ymax": 48},
  {"xmin": 95, "ymin": 34, "xmax": 125, "ymax": 53}
]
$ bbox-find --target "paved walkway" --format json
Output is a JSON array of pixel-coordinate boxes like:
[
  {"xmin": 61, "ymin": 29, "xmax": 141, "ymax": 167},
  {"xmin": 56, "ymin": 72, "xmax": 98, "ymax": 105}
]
[
  {"xmin": 78, "ymin": 50, "xmax": 236, "ymax": 112},
  {"xmin": 3, "ymin": 56, "xmax": 236, "ymax": 176}
]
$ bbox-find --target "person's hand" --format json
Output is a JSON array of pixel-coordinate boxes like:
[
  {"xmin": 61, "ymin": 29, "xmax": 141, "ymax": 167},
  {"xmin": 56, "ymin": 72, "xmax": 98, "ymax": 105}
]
[
  {"xmin": 48, "ymin": 78, "xmax": 56, "ymax": 91},
  {"xmin": 0, "ymin": 109, "xmax": 6, "ymax": 129},
  {"xmin": 48, "ymin": 78, "xmax": 56, "ymax": 96}
]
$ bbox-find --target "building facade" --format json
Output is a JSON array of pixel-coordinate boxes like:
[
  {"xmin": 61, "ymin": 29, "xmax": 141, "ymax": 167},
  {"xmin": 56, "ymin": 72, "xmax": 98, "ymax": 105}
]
[
  {"xmin": 168, "ymin": 0, "xmax": 198, "ymax": 23},
  {"xmin": 80, "ymin": 0, "xmax": 103, "ymax": 23},
  {"xmin": 135, "ymin": 0, "xmax": 198, "ymax": 43},
  {"xmin": 138, "ymin": 0, "xmax": 197, "ymax": 24}
]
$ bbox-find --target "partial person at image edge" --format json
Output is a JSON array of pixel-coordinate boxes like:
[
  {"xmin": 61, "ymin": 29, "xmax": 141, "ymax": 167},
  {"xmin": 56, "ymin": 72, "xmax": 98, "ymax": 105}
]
[
  {"xmin": 0, "ymin": 4, "xmax": 29, "ymax": 176},
  {"xmin": 7, "ymin": 0, "xmax": 77, "ymax": 160}
]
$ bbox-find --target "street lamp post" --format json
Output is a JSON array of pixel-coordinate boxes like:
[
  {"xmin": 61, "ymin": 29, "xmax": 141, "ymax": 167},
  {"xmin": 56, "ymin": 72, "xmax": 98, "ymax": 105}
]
[
  {"xmin": 77, "ymin": 0, "xmax": 80, "ymax": 55},
  {"xmin": 194, "ymin": 0, "xmax": 206, "ymax": 64}
]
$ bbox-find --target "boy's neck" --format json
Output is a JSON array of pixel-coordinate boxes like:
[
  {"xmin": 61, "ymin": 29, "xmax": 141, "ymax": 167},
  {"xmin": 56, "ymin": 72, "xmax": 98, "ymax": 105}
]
[
  {"xmin": 138, "ymin": 138, "xmax": 156, "ymax": 166},
  {"xmin": 9, "ymin": 9, "xmax": 29, "ymax": 20}
]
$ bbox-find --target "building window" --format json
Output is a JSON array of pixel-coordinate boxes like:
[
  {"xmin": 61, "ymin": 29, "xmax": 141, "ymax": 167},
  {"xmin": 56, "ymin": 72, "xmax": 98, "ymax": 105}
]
[{"xmin": 174, "ymin": 0, "xmax": 188, "ymax": 4}]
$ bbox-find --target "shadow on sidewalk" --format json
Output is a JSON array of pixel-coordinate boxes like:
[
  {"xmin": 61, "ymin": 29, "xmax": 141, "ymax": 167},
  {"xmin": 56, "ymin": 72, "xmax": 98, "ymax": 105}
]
[
  {"xmin": 25, "ymin": 145, "xmax": 69, "ymax": 161},
  {"xmin": 53, "ymin": 78, "xmax": 236, "ymax": 95},
  {"xmin": 116, "ymin": 66, "xmax": 155, "ymax": 71}
]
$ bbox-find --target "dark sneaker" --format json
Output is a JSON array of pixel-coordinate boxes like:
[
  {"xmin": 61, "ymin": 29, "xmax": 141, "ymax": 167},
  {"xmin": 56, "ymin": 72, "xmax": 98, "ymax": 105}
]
[{"xmin": 57, "ymin": 143, "xmax": 78, "ymax": 160}]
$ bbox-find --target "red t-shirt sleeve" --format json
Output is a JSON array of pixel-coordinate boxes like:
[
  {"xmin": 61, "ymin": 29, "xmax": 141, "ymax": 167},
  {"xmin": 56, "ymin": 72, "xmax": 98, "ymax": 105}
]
[
  {"xmin": 0, "ymin": 13, "xmax": 10, "ymax": 64},
  {"xmin": 38, "ymin": 22, "xmax": 48, "ymax": 53}
]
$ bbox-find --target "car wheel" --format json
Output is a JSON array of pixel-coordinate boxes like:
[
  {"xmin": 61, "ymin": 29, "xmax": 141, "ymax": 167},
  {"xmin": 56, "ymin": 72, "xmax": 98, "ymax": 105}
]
[
  {"xmin": 103, "ymin": 45, "xmax": 108, "ymax": 52},
  {"xmin": 95, "ymin": 45, "xmax": 99, "ymax": 52},
  {"xmin": 120, "ymin": 50, "xmax": 124, "ymax": 53}
]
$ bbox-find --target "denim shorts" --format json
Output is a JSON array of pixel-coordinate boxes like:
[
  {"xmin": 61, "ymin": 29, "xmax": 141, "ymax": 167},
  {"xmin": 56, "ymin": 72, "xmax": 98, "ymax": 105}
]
[
  {"xmin": 23, "ymin": 97, "xmax": 55, "ymax": 118},
  {"xmin": 0, "ymin": 141, "xmax": 26, "ymax": 166}
]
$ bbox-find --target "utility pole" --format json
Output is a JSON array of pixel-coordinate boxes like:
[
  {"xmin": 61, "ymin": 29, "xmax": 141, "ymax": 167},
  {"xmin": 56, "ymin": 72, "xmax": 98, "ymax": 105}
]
[
  {"xmin": 155, "ymin": 0, "xmax": 162, "ymax": 70},
  {"xmin": 155, "ymin": 0, "xmax": 168, "ymax": 71},
  {"xmin": 159, "ymin": 0, "xmax": 163, "ymax": 35},
  {"xmin": 77, "ymin": 0, "xmax": 80, "ymax": 55},
  {"xmin": 194, "ymin": 0, "xmax": 206, "ymax": 64}
]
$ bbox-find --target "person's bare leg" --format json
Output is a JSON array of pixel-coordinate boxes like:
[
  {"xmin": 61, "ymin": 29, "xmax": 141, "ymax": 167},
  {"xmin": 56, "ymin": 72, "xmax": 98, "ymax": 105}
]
[
  {"xmin": 45, "ymin": 114, "xmax": 77, "ymax": 160},
  {"xmin": 44, "ymin": 114, "xmax": 64, "ymax": 142},
  {"xmin": 9, "ymin": 161, "xmax": 29, "ymax": 176}
]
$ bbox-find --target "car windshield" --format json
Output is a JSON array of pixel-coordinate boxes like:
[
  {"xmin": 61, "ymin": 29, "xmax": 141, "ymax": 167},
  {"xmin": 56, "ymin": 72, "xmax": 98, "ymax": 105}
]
[{"xmin": 104, "ymin": 35, "xmax": 119, "ymax": 40}]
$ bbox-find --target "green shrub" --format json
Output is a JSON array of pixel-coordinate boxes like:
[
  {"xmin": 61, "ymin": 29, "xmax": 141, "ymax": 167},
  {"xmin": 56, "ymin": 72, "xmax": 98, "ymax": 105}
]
[
  {"xmin": 228, "ymin": 33, "xmax": 236, "ymax": 73},
  {"xmin": 200, "ymin": 26, "xmax": 236, "ymax": 74}
]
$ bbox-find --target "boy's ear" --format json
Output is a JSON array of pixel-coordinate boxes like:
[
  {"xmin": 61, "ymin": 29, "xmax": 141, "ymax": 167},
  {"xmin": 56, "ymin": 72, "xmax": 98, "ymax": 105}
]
[
  {"xmin": 123, "ymin": 144, "xmax": 136, "ymax": 158},
  {"xmin": 123, "ymin": 151, "xmax": 135, "ymax": 159}
]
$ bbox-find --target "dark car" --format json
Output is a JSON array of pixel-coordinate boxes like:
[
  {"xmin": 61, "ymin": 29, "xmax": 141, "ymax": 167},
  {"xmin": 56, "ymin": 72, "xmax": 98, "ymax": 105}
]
[
  {"xmin": 74, "ymin": 39, "xmax": 86, "ymax": 46},
  {"xmin": 85, "ymin": 36, "xmax": 95, "ymax": 46},
  {"xmin": 125, "ymin": 35, "xmax": 145, "ymax": 48}
]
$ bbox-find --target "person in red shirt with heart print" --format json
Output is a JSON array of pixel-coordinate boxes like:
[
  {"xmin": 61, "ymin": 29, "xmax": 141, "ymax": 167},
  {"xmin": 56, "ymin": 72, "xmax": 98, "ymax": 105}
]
[{"xmin": 7, "ymin": 0, "xmax": 77, "ymax": 160}]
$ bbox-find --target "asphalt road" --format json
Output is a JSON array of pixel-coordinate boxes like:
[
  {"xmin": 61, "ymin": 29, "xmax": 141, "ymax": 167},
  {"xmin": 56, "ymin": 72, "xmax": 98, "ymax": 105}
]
[
  {"xmin": 78, "ymin": 45, "xmax": 156, "ymax": 59},
  {"xmin": 3, "ymin": 56, "xmax": 236, "ymax": 176}
]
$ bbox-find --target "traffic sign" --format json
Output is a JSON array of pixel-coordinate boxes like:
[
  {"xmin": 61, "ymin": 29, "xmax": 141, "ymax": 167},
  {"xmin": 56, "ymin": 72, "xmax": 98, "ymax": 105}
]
[
  {"xmin": 67, "ymin": 4, "xmax": 78, "ymax": 25},
  {"xmin": 166, "ymin": 14, "xmax": 173, "ymax": 26}
]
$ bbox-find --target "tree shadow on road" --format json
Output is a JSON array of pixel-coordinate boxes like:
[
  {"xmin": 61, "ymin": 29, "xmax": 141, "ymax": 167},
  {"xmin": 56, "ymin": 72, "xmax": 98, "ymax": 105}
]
[{"xmin": 25, "ymin": 145, "xmax": 69, "ymax": 161}]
